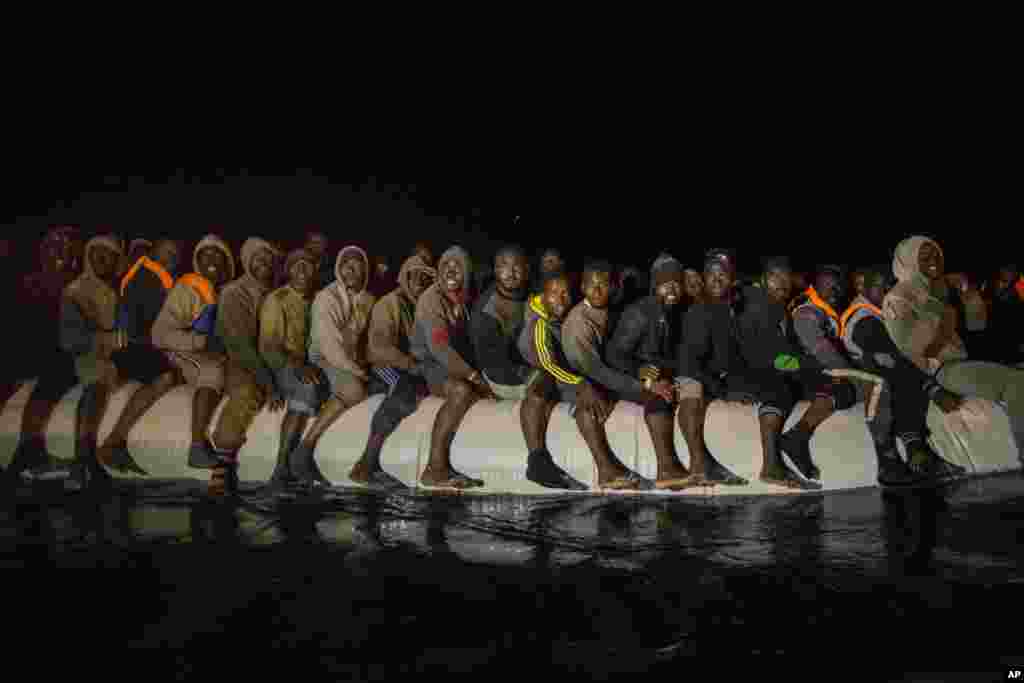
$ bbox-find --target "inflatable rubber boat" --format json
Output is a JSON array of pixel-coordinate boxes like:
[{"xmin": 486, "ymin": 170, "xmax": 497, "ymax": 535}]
[{"xmin": 1, "ymin": 379, "xmax": 1020, "ymax": 496}]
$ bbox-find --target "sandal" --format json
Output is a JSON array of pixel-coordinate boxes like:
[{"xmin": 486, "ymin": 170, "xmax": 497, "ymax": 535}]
[
  {"xmin": 759, "ymin": 469, "xmax": 823, "ymax": 491},
  {"xmin": 419, "ymin": 471, "xmax": 486, "ymax": 491},
  {"xmin": 654, "ymin": 474, "xmax": 702, "ymax": 491},
  {"xmin": 599, "ymin": 470, "xmax": 654, "ymax": 492}
]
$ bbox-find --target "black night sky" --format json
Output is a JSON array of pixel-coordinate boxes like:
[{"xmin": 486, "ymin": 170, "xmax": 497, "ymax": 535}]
[{"xmin": 2, "ymin": 158, "xmax": 1015, "ymax": 281}]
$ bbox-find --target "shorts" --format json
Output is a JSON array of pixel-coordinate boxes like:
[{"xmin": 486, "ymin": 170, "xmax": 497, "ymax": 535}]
[
  {"xmin": 317, "ymin": 363, "xmax": 368, "ymax": 402},
  {"xmin": 274, "ymin": 366, "xmax": 325, "ymax": 417},
  {"xmin": 484, "ymin": 368, "xmax": 542, "ymax": 401},
  {"xmin": 163, "ymin": 350, "xmax": 225, "ymax": 391},
  {"xmin": 111, "ymin": 343, "xmax": 176, "ymax": 384}
]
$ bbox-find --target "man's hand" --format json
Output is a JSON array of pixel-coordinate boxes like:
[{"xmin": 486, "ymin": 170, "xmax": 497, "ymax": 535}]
[
  {"xmin": 293, "ymin": 365, "xmax": 323, "ymax": 385},
  {"xmin": 933, "ymin": 388, "xmax": 965, "ymax": 414},
  {"xmin": 638, "ymin": 365, "xmax": 661, "ymax": 383},
  {"xmin": 468, "ymin": 372, "xmax": 497, "ymax": 400},
  {"xmin": 577, "ymin": 380, "xmax": 613, "ymax": 423},
  {"xmin": 648, "ymin": 379, "xmax": 675, "ymax": 404}
]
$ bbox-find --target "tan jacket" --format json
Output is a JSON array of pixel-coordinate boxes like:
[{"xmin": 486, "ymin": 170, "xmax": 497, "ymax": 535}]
[{"xmin": 259, "ymin": 285, "xmax": 312, "ymax": 371}]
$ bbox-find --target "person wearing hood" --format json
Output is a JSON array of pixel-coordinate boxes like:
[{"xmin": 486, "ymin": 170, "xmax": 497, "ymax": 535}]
[
  {"xmin": 96, "ymin": 238, "xmax": 183, "ymax": 474},
  {"xmin": 605, "ymin": 254, "xmax": 703, "ymax": 489},
  {"xmin": 519, "ymin": 269, "xmax": 651, "ymax": 491},
  {"xmin": 349, "ymin": 252, "xmax": 436, "ymax": 488},
  {"xmin": 206, "ymin": 237, "xmax": 285, "ymax": 487},
  {"xmin": 410, "ymin": 245, "xmax": 496, "ymax": 490},
  {"xmin": 53, "ymin": 234, "xmax": 124, "ymax": 485},
  {"xmin": 470, "ymin": 245, "xmax": 587, "ymax": 491},
  {"xmin": 6, "ymin": 227, "xmax": 84, "ymax": 481},
  {"xmin": 304, "ymin": 230, "xmax": 333, "ymax": 291},
  {"xmin": 282, "ymin": 245, "xmax": 378, "ymax": 487},
  {"xmin": 149, "ymin": 234, "xmax": 236, "ymax": 470},
  {"xmin": 259, "ymin": 249, "xmax": 327, "ymax": 490},
  {"xmin": 676, "ymin": 249, "xmax": 821, "ymax": 491},
  {"xmin": 883, "ymin": 236, "xmax": 1024, "ymax": 451},
  {"xmin": 840, "ymin": 265, "xmax": 966, "ymax": 482}
]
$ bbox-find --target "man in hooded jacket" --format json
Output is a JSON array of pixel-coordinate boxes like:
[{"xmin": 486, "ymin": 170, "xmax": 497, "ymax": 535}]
[
  {"xmin": 146, "ymin": 234, "xmax": 236, "ymax": 471},
  {"xmin": 410, "ymin": 245, "xmax": 497, "ymax": 490},
  {"xmin": 884, "ymin": 236, "xmax": 1024, "ymax": 452},
  {"xmin": 348, "ymin": 251, "xmax": 436, "ymax": 488},
  {"xmin": 285, "ymin": 245, "xmax": 379, "ymax": 487},
  {"xmin": 204, "ymin": 238, "xmax": 285, "ymax": 486}
]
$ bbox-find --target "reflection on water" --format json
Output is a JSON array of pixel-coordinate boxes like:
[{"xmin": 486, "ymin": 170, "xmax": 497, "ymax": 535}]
[{"xmin": 3, "ymin": 472, "xmax": 1024, "ymax": 672}]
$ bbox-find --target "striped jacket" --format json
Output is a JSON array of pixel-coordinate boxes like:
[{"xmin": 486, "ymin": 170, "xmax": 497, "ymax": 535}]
[{"xmin": 517, "ymin": 294, "xmax": 583, "ymax": 387}]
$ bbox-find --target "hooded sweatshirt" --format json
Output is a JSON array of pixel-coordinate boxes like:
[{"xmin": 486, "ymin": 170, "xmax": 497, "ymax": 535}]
[
  {"xmin": 737, "ymin": 285, "xmax": 820, "ymax": 372},
  {"xmin": 518, "ymin": 294, "xmax": 584, "ymax": 387},
  {"xmin": 216, "ymin": 237, "xmax": 280, "ymax": 391},
  {"xmin": 260, "ymin": 251, "xmax": 317, "ymax": 373},
  {"xmin": 117, "ymin": 253, "xmax": 175, "ymax": 343},
  {"xmin": 368, "ymin": 254, "xmax": 436, "ymax": 370},
  {"xmin": 471, "ymin": 282, "xmax": 532, "ymax": 386},
  {"xmin": 410, "ymin": 246, "xmax": 478, "ymax": 382},
  {"xmin": 152, "ymin": 234, "xmax": 236, "ymax": 354},
  {"xmin": 607, "ymin": 255, "xmax": 684, "ymax": 377},
  {"xmin": 59, "ymin": 235, "xmax": 124, "ymax": 360},
  {"xmin": 309, "ymin": 245, "xmax": 378, "ymax": 379},
  {"xmin": 883, "ymin": 236, "xmax": 967, "ymax": 374}
]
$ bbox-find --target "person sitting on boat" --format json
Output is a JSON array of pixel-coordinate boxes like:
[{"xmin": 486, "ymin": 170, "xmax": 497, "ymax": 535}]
[
  {"xmin": 96, "ymin": 238, "xmax": 183, "ymax": 476},
  {"xmin": 348, "ymin": 252, "xmax": 436, "ymax": 489},
  {"xmin": 203, "ymin": 237, "xmax": 283, "ymax": 493},
  {"xmin": 519, "ymin": 269, "xmax": 650, "ymax": 491},
  {"xmin": 840, "ymin": 265, "xmax": 965, "ymax": 482},
  {"xmin": 411, "ymin": 241, "xmax": 435, "ymax": 269},
  {"xmin": 606, "ymin": 253, "xmax": 706, "ymax": 489},
  {"xmin": 288, "ymin": 245, "xmax": 379, "ymax": 488},
  {"xmin": 259, "ymin": 249, "xmax": 326, "ymax": 491},
  {"xmin": 470, "ymin": 244, "xmax": 587, "ymax": 491},
  {"xmin": 884, "ymin": 236, "xmax": 1024, "ymax": 453},
  {"xmin": 740, "ymin": 256, "xmax": 907, "ymax": 485},
  {"xmin": 149, "ymin": 234, "xmax": 236, "ymax": 471},
  {"xmin": 7, "ymin": 227, "xmax": 84, "ymax": 481},
  {"xmin": 987, "ymin": 263, "xmax": 1024, "ymax": 366},
  {"xmin": 303, "ymin": 230, "xmax": 333, "ymax": 291},
  {"xmin": 410, "ymin": 245, "xmax": 496, "ymax": 490},
  {"xmin": 57, "ymin": 234, "xmax": 125, "ymax": 486},
  {"xmin": 675, "ymin": 249, "xmax": 820, "ymax": 490}
]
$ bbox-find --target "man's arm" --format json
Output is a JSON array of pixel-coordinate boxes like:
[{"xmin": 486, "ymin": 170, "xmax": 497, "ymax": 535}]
[
  {"xmin": 218, "ymin": 286, "xmax": 276, "ymax": 391},
  {"xmin": 606, "ymin": 304, "xmax": 646, "ymax": 377},
  {"xmin": 563, "ymin": 318, "xmax": 644, "ymax": 396},
  {"xmin": 367, "ymin": 298, "xmax": 415, "ymax": 370},
  {"xmin": 533, "ymin": 320, "xmax": 582, "ymax": 385},
  {"xmin": 792, "ymin": 309, "xmax": 850, "ymax": 370},
  {"xmin": 418, "ymin": 305, "xmax": 477, "ymax": 380}
]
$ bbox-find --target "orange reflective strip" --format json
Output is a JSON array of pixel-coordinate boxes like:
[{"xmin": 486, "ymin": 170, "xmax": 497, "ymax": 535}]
[
  {"xmin": 177, "ymin": 273, "xmax": 216, "ymax": 306},
  {"xmin": 120, "ymin": 256, "xmax": 174, "ymax": 295},
  {"xmin": 839, "ymin": 302, "xmax": 882, "ymax": 339},
  {"xmin": 805, "ymin": 286, "xmax": 840, "ymax": 324}
]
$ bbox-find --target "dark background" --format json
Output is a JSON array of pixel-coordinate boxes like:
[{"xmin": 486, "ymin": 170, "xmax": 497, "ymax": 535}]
[{"xmin": 2, "ymin": 160, "xmax": 1015, "ymax": 281}]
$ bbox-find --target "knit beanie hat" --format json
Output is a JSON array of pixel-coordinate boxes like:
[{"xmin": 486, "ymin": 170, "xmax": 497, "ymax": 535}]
[{"xmin": 651, "ymin": 253, "xmax": 684, "ymax": 288}]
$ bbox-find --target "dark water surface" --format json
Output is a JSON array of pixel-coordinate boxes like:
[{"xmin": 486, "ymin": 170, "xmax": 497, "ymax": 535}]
[{"xmin": 3, "ymin": 470, "xmax": 1024, "ymax": 678}]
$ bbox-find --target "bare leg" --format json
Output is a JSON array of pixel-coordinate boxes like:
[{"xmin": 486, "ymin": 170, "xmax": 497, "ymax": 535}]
[
  {"xmin": 646, "ymin": 402, "xmax": 690, "ymax": 483},
  {"xmin": 300, "ymin": 396, "xmax": 350, "ymax": 449},
  {"xmin": 99, "ymin": 371, "xmax": 179, "ymax": 456},
  {"xmin": 192, "ymin": 387, "xmax": 220, "ymax": 446},
  {"xmin": 576, "ymin": 406, "xmax": 633, "ymax": 487},
  {"xmin": 420, "ymin": 379, "xmax": 483, "ymax": 487},
  {"xmin": 677, "ymin": 397, "xmax": 710, "ymax": 478},
  {"xmin": 351, "ymin": 376, "xmax": 423, "ymax": 484}
]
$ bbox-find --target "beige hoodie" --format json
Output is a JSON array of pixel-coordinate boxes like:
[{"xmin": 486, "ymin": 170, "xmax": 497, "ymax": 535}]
[
  {"xmin": 60, "ymin": 235, "xmax": 124, "ymax": 359},
  {"xmin": 368, "ymin": 253, "xmax": 436, "ymax": 369},
  {"xmin": 308, "ymin": 245, "xmax": 378, "ymax": 378},
  {"xmin": 883, "ymin": 235, "xmax": 968, "ymax": 374},
  {"xmin": 152, "ymin": 234, "xmax": 236, "ymax": 352}
]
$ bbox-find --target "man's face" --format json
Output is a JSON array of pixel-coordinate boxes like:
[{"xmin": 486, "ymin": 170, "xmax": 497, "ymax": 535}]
[
  {"xmin": 683, "ymin": 270, "xmax": 704, "ymax": 301},
  {"xmin": 764, "ymin": 267, "xmax": 793, "ymax": 305},
  {"xmin": 197, "ymin": 246, "xmax": 229, "ymax": 287},
  {"xmin": 340, "ymin": 254, "xmax": 366, "ymax": 291},
  {"xmin": 815, "ymin": 272, "xmax": 842, "ymax": 308},
  {"xmin": 289, "ymin": 258, "xmax": 316, "ymax": 295},
  {"xmin": 541, "ymin": 251, "xmax": 564, "ymax": 275},
  {"xmin": 996, "ymin": 268, "xmax": 1019, "ymax": 293},
  {"xmin": 655, "ymin": 278, "xmax": 682, "ymax": 308},
  {"xmin": 414, "ymin": 245, "xmax": 434, "ymax": 268},
  {"xmin": 495, "ymin": 251, "xmax": 528, "ymax": 298},
  {"xmin": 853, "ymin": 273, "xmax": 866, "ymax": 296},
  {"xmin": 152, "ymin": 241, "xmax": 181, "ymax": 275},
  {"xmin": 703, "ymin": 260, "xmax": 734, "ymax": 302},
  {"xmin": 583, "ymin": 270, "xmax": 611, "ymax": 309},
  {"xmin": 918, "ymin": 242, "xmax": 944, "ymax": 282},
  {"xmin": 440, "ymin": 256, "xmax": 464, "ymax": 295},
  {"xmin": 543, "ymin": 276, "xmax": 573, "ymax": 321},
  {"xmin": 250, "ymin": 248, "xmax": 275, "ymax": 284},
  {"xmin": 407, "ymin": 269, "xmax": 434, "ymax": 301},
  {"xmin": 90, "ymin": 245, "xmax": 120, "ymax": 280},
  {"xmin": 305, "ymin": 234, "xmax": 328, "ymax": 261}
]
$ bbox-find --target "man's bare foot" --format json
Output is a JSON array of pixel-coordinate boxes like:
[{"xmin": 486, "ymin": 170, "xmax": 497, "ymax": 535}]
[
  {"xmin": 420, "ymin": 465, "xmax": 484, "ymax": 490},
  {"xmin": 655, "ymin": 463, "xmax": 698, "ymax": 490}
]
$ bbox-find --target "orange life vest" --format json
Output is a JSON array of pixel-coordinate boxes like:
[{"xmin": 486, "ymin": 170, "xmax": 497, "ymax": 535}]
[
  {"xmin": 177, "ymin": 272, "xmax": 217, "ymax": 311},
  {"xmin": 120, "ymin": 256, "xmax": 174, "ymax": 296},
  {"xmin": 839, "ymin": 301, "xmax": 882, "ymax": 339}
]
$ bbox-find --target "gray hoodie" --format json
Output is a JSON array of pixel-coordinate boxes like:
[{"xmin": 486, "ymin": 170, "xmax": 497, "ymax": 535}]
[{"xmin": 409, "ymin": 245, "xmax": 477, "ymax": 386}]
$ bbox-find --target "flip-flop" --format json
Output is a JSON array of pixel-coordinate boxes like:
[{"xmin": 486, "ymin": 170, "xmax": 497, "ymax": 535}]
[
  {"xmin": 418, "ymin": 472, "xmax": 485, "ymax": 491},
  {"xmin": 599, "ymin": 471, "xmax": 654, "ymax": 492},
  {"xmin": 654, "ymin": 475, "xmax": 702, "ymax": 491}
]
